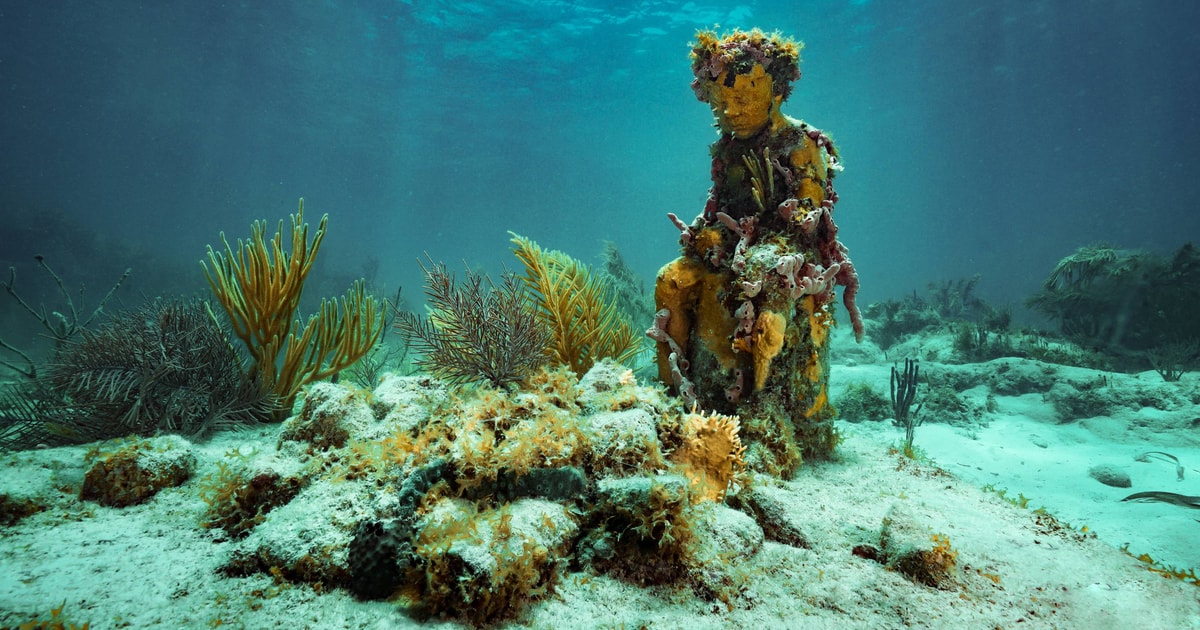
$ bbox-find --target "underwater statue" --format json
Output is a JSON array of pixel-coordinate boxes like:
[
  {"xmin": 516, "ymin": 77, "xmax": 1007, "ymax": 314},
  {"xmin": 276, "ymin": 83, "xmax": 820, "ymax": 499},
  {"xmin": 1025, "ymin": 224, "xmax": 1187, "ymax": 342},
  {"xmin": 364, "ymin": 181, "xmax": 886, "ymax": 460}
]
[{"xmin": 650, "ymin": 29, "xmax": 863, "ymax": 476}]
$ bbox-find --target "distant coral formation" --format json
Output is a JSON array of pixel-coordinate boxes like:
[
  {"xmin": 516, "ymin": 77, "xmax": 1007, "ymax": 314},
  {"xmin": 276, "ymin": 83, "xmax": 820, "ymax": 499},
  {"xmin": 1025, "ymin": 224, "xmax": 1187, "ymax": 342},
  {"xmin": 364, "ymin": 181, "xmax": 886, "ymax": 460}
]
[
  {"xmin": 598, "ymin": 239, "xmax": 657, "ymax": 340},
  {"xmin": 1028, "ymin": 242, "xmax": 1200, "ymax": 373}
]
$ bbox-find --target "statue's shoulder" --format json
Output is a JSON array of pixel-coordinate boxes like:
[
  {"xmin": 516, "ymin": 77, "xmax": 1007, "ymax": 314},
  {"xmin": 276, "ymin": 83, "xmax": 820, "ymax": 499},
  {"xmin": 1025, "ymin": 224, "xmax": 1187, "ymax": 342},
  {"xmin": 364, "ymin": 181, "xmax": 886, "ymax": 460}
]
[
  {"xmin": 771, "ymin": 114, "xmax": 808, "ymax": 147},
  {"xmin": 768, "ymin": 115, "xmax": 810, "ymax": 154}
]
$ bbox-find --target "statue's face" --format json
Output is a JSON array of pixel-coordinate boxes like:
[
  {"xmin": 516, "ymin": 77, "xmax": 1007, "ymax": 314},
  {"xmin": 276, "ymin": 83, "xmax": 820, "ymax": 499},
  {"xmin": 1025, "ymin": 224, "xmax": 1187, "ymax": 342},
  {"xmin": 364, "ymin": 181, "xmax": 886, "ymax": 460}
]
[{"xmin": 707, "ymin": 63, "xmax": 774, "ymax": 139}]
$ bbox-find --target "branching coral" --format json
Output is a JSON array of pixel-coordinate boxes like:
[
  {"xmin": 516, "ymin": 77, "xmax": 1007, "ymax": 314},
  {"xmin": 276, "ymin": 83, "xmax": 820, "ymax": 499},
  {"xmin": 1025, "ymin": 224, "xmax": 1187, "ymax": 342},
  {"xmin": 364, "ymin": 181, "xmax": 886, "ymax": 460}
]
[
  {"xmin": 47, "ymin": 296, "xmax": 271, "ymax": 437},
  {"xmin": 1146, "ymin": 339, "xmax": 1199, "ymax": 382},
  {"xmin": 2, "ymin": 297, "xmax": 270, "ymax": 450},
  {"xmin": 0, "ymin": 256, "xmax": 129, "ymax": 379},
  {"xmin": 202, "ymin": 199, "xmax": 384, "ymax": 419},
  {"xmin": 511, "ymin": 233, "xmax": 642, "ymax": 378},
  {"xmin": 891, "ymin": 358, "xmax": 924, "ymax": 458},
  {"xmin": 394, "ymin": 254, "xmax": 552, "ymax": 388}
]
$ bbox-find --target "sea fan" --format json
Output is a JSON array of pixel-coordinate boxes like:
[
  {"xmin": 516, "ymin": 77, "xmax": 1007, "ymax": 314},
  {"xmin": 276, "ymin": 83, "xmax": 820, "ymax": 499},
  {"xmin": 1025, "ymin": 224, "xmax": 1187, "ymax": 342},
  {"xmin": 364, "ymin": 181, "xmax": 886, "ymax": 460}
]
[
  {"xmin": 0, "ymin": 379, "xmax": 102, "ymax": 451},
  {"xmin": 394, "ymin": 256, "xmax": 552, "ymax": 388},
  {"xmin": 42, "ymin": 296, "xmax": 271, "ymax": 439}
]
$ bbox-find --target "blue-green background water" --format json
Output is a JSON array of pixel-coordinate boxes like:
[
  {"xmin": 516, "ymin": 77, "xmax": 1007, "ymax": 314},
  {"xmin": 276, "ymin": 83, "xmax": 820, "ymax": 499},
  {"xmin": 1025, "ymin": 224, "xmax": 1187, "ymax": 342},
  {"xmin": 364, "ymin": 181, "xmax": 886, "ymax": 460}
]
[{"xmin": 2, "ymin": 0, "xmax": 1197, "ymax": 328}]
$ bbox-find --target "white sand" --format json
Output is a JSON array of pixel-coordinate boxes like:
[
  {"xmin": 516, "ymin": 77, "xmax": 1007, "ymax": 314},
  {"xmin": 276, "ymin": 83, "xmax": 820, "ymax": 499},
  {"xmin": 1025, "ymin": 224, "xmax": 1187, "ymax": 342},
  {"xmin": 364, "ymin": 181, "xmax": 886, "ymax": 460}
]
[{"xmin": 3, "ymin": 353, "xmax": 1200, "ymax": 629}]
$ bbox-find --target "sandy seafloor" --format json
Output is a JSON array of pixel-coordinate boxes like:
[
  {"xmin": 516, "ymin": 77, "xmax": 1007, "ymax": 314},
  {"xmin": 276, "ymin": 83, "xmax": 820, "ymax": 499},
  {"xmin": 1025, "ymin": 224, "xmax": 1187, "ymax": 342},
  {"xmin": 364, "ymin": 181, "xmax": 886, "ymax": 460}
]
[{"xmin": 2, "ymin": 328, "xmax": 1200, "ymax": 629}]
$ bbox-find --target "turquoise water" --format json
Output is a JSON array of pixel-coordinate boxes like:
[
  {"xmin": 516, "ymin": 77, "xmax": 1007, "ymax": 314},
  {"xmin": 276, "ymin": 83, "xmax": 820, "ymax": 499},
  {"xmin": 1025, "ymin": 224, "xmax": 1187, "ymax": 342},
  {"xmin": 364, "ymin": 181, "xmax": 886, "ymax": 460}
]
[
  {"xmin": 3, "ymin": 4, "xmax": 1200, "ymax": 626},
  {"xmin": 3, "ymin": 1, "xmax": 1196, "ymax": 319}
]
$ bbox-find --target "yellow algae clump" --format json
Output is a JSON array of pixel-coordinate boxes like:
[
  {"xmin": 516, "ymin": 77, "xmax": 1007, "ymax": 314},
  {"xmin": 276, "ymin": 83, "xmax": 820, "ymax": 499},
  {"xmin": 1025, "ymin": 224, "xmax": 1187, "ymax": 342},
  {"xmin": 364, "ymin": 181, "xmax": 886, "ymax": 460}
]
[
  {"xmin": 671, "ymin": 409, "xmax": 746, "ymax": 501},
  {"xmin": 751, "ymin": 310, "xmax": 787, "ymax": 391},
  {"xmin": 691, "ymin": 224, "xmax": 724, "ymax": 264},
  {"xmin": 692, "ymin": 226, "xmax": 724, "ymax": 255},
  {"xmin": 692, "ymin": 29, "xmax": 721, "ymax": 55}
]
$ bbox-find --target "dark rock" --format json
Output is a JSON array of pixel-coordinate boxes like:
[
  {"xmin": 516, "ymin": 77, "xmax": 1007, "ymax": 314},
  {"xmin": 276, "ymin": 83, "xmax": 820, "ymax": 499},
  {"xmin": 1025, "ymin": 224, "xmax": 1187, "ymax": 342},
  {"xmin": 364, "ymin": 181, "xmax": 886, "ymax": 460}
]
[
  {"xmin": 729, "ymin": 484, "xmax": 811, "ymax": 549},
  {"xmin": 347, "ymin": 518, "xmax": 412, "ymax": 600}
]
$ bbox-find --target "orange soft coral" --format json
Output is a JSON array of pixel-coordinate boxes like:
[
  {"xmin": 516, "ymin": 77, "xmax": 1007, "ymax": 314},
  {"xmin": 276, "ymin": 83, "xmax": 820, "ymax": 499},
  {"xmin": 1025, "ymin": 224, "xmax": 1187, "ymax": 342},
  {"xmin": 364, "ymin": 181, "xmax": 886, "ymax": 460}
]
[
  {"xmin": 671, "ymin": 409, "xmax": 746, "ymax": 501},
  {"xmin": 751, "ymin": 310, "xmax": 787, "ymax": 391}
]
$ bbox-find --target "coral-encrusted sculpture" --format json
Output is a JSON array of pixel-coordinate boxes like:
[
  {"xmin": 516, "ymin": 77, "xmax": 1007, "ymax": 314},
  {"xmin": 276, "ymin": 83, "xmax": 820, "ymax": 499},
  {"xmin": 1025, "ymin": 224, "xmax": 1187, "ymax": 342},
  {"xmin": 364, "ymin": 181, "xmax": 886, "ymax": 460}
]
[{"xmin": 652, "ymin": 29, "xmax": 864, "ymax": 476}]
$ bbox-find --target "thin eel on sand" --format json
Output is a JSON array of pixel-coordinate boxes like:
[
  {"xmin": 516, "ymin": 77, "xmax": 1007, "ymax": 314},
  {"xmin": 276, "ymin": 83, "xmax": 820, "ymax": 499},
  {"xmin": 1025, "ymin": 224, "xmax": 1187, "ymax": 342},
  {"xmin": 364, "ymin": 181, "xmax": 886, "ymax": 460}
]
[{"xmin": 1121, "ymin": 491, "xmax": 1200, "ymax": 509}]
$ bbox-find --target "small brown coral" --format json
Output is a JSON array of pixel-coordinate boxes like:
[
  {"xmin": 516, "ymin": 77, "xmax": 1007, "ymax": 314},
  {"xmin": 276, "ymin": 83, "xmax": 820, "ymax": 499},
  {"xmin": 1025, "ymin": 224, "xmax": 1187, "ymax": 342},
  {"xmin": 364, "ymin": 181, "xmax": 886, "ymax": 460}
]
[
  {"xmin": 0, "ymin": 492, "xmax": 47, "ymax": 526},
  {"xmin": 880, "ymin": 503, "xmax": 961, "ymax": 590},
  {"xmin": 413, "ymin": 498, "xmax": 577, "ymax": 625},
  {"xmin": 80, "ymin": 438, "xmax": 195, "ymax": 508},
  {"xmin": 277, "ymin": 383, "xmax": 355, "ymax": 451},
  {"xmin": 198, "ymin": 464, "xmax": 304, "ymax": 538},
  {"xmin": 891, "ymin": 533, "xmax": 959, "ymax": 589}
]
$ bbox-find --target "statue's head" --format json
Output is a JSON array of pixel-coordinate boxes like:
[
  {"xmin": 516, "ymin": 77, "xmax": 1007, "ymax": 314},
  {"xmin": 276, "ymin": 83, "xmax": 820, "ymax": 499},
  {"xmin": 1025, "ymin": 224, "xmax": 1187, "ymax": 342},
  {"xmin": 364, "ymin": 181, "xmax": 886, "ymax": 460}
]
[{"xmin": 690, "ymin": 29, "xmax": 802, "ymax": 139}]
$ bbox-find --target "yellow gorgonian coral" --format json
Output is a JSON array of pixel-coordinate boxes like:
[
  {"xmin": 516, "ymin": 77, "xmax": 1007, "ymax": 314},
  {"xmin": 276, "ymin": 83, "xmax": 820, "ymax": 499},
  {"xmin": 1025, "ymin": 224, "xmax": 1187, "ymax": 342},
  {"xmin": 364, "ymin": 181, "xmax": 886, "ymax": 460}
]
[
  {"xmin": 511, "ymin": 233, "xmax": 642, "ymax": 378},
  {"xmin": 202, "ymin": 199, "xmax": 384, "ymax": 419}
]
